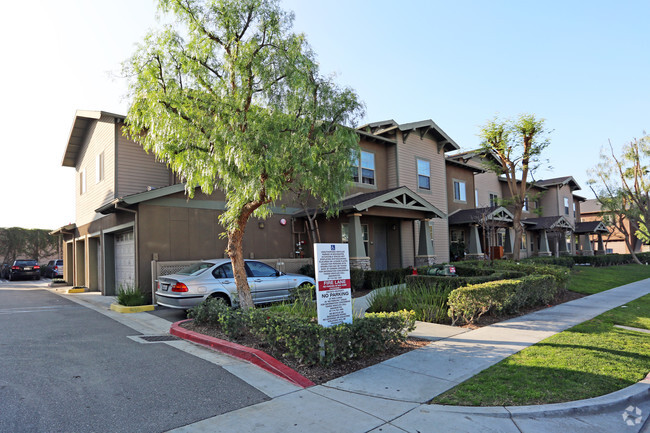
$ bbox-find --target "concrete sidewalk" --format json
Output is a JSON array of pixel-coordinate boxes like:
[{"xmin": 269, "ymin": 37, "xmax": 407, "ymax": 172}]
[
  {"xmin": 169, "ymin": 278, "xmax": 650, "ymax": 433},
  {"xmin": 50, "ymin": 279, "xmax": 650, "ymax": 432}
]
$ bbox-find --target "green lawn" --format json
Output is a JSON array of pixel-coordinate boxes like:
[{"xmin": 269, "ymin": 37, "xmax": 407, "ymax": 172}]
[
  {"xmin": 568, "ymin": 263, "xmax": 650, "ymax": 295},
  {"xmin": 431, "ymin": 294, "xmax": 650, "ymax": 407}
]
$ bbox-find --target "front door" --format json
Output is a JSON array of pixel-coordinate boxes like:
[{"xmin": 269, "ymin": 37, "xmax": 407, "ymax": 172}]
[{"xmin": 374, "ymin": 223, "xmax": 388, "ymax": 270}]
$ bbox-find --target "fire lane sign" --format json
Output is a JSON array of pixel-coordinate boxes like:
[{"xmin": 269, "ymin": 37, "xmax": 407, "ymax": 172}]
[{"xmin": 314, "ymin": 243, "xmax": 353, "ymax": 327}]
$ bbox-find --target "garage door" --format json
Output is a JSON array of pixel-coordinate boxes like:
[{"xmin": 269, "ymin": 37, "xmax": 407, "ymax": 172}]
[{"xmin": 115, "ymin": 231, "xmax": 135, "ymax": 291}]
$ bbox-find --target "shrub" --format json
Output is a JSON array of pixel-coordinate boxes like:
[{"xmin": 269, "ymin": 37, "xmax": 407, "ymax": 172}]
[
  {"xmin": 116, "ymin": 284, "xmax": 147, "ymax": 307},
  {"xmin": 363, "ymin": 268, "xmax": 411, "ymax": 290},
  {"xmin": 188, "ymin": 298, "xmax": 416, "ymax": 366},
  {"xmin": 447, "ymin": 275, "xmax": 559, "ymax": 325},
  {"xmin": 350, "ymin": 268, "xmax": 365, "ymax": 292},
  {"xmin": 298, "ymin": 264, "xmax": 315, "ymax": 278}
]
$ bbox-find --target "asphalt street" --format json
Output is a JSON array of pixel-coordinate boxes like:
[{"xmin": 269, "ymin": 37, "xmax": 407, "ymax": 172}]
[{"xmin": 0, "ymin": 280, "xmax": 268, "ymax": 433}]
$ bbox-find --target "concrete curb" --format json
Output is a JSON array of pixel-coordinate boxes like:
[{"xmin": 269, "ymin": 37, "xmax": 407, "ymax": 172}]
[
  {"xmin": 170, "ymin": 319, "xmax": 315, "ymax": 389},
  {"xmin": 429, "ymin": 376, "xmax": 650, "ymax": 418},
  {"xmin": 110, "ymin": 303, "xmax": 156, "ymax": 313}
]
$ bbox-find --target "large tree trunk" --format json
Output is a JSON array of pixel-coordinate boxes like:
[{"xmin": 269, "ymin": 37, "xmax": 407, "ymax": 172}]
[{"xmin": 227, "ymin": 227, "xmax": 254, "ymax": 310}]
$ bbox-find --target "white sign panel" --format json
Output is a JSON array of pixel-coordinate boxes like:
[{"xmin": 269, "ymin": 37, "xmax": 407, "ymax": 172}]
[{"xmin": 314, "ymin": 243, "xmax": 353, "ymax": 327}]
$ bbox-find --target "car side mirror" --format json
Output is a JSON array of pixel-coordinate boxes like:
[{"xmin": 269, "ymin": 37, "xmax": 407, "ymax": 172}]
[{"xmin": 276, "ymin": 271, "xmax": 284, "ymax": 277}]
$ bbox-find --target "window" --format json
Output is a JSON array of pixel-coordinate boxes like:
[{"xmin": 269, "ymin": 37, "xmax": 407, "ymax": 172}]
[
  {"xmin": 475, "ymin": 189, "xmax": 479, "ymax": 206},
  {"xmin": 564, "ymin": 197, "xmax": 570, "ymax": 215},
  {"xmin": 96, "ymin": 152, "xmax": 104, "ymax": 184},
  {"xmin": 351, "ymin": 151, "xmax": 375, "ymax": 185},
  {"xmin": 417, "ymin": 159, "xmax": 430, "ymax": 190},
  {"xmin": 573, "ymin": 202, "xmax": 576, "ymax": 218},
  {"xmin": 523, "ymin": 196, "xmax": 529, "ymax": 212},
  {"xmin": 247, "ymin": 261, "xmax": 278, "ymax": 277},
  {"xmin": 80, "ymin": 169, "xmax": 86, "ymax": 195},
  {"xmin": 453, "ymin": 180, "xmax": 466, "ymax": 202},
  {"xmin": 451, "ymin": 230, "xmax": 465, "ymax": 243},
  {"xmin": 341, "ymin": 223, "xmax": 369, "ymax": 255},
  {"xmin": 212, "ymin": 263, "xmax": 234, "ymax": 279},
  {"xmin": 521, "ymin": 232, "xmax": 527, "ymax": 250},
  {"xmin": 489, "ymin": 193, "xmax": 498, "ymax": 207}
]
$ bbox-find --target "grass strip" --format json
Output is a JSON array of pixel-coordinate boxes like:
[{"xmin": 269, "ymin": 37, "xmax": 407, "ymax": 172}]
[
  {"xmin": 568, "ymin": 263, "xmax": 650, "ymax": 295},
  {"xmin": 431, "ymin": 294, "xmax": 650, "ymax": 406}
]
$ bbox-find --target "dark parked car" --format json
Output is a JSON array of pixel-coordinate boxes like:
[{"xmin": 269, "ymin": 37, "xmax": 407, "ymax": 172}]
[
  {"xmin": 41, "ymin": 259, "xmax": 64, "ymax": 278},
  {"xmin": 7, "ymin": 260, "xmax": 40, "ymax": 281}
]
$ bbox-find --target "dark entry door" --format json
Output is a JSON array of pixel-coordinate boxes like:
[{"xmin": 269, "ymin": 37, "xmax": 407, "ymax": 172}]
[{"xmin": 374, "ymin": 223, "xmax": 388, "ymax": 270}]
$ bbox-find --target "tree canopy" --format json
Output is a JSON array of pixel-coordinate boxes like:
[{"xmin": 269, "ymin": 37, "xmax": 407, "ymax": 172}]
[
  {"xmin": 123, "ymin": 0, "xmax": 364, "ymax": 308},
  {"xmin": 588, "ymin": 136, "xmax": 650, "ymax": 261},
  {"xmin": 478, "ymin": 114, "xmax": 550, "ymax": 260}
]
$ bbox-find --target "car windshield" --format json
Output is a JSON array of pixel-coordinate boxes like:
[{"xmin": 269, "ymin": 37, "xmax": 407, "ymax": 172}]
[
  {"xmin": 177, "ymin": 262, "xmax": 213, "ymax": 276},
  {"xmin": 15, "ymin": 260, "xmax": 37, "ymax": 266}
]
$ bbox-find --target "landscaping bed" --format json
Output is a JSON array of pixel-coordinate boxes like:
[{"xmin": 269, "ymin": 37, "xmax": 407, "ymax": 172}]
[{"xmin": 181, "ymin": 320, "xmax": 429, "ymax": 385}]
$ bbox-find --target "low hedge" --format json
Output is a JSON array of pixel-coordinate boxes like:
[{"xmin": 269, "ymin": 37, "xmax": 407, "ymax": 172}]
[
  {"xmin": 447, "ymin": 275, "xmax": 558, "ymax": 325},
  {"xmin": 188, "ymin": 298, "xmax": 416, "ymax": 366},
  {"xmin": 573, "ymin": 252, "xmax": 650, "ymax": 267},
  {"xmin": 363, "ymin": 268, "xmax": 412, "ymax": 290}
]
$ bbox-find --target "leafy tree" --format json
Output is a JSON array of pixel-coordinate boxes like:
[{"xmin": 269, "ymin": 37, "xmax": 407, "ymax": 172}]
[
  {"xmin": 478, "ymin": 114, "xmax": 550, "ymax": 260},
  {"xmin": 588, "ymin": 136, "xmax": 650, "ymax": 262},
  {"xmin": 123, "ymin": 0, "xmax": 364, "ymax": 309},
  {"xmin": 0, "ymin": 228, "xmax": 59, "ymax": 264}
]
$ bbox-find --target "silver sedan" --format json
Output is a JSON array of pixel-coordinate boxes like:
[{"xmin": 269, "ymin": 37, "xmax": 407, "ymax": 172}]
[{"xmin": 155, "ymin": 259, "xmax": 315, "ymax": 309}]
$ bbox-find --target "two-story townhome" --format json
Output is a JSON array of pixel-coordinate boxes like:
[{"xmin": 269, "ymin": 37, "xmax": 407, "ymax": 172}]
[
  {"xmin": 52, "ymin": 110, "xmax": 300, "ymax": 298},
  {"xmin": 447, "ymin": 151, "xmax": 609, "ymax": 258},
  {"xmin": 53, "ymin": 112, "xmax": 463, "ymax": 298},
  {"xmin": 580, "ymin": 198, "xmax": 648, "ymax": 255},
  {"xmin": 295, "ymin": 120, "xmax": 460, "ymax": 270}
]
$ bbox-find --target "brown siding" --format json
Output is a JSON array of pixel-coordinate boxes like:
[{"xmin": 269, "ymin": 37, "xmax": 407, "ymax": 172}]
[
  {"xmin": 446, "ymin": 163, "xmax": 476, "ymax": 213},
  {"xmin": 75, "ymin": 115, "xmax": 117, "ymax": 226},
  {"xmin": 475, "ymin": 171, "xmax": 503, "ymax": 208},
  {"xmin": 116, "ymin": 124, "xmax": 173, "ymax": 198}
]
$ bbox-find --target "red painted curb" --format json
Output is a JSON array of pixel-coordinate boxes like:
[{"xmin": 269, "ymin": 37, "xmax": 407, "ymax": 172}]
[{"xmin": 170, "ymin": 319, "xmax": 315, "ymax": 388}]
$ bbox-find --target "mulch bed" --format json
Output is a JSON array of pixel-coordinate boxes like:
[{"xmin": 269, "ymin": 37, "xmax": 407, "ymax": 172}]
[
  {"xmin": 180, "ymin": 289, "xmax": 586, "ymax": 385},
  {"xmin": 181, "ymin": 321, "xmax": 430, "ymax": 385}
]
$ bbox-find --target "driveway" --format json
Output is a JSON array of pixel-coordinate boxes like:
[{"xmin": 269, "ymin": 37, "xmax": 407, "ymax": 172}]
[{"xmin": 0, "ymin": 280, "xmax": 268, "ymax": 433}]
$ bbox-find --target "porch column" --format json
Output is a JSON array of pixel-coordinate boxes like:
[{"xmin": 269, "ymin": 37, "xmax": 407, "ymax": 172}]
[
  {"xmin": 581, "ymin": 234, "xmax": 594, "ymax": 256},
  {"xmin": 558, "ymin": 231, "xmax": 569, "ymax": 256},
  {"xmin": 416, "ymin": 219, "xmax": 436, "ymax": 267},
  {"xmin": 348, "ymin": 213, "xmax": 370, "ymax": 270},
  {"xmin": 467, "ymin": 224, "xmax": 484, "ymax": 259},
  {"xmin": 539, "ymin": 230, "xmax": 552, "ymax": 256},
  {"xmin": 504, "ymin": 228, "xmax": 514, "ymax": 255},
  {"xmin": 597, "ymin": 234, "xmax": 605, "ymax": 254},
  {"xmin": 570, "ymin": 233, "xmax": 576, "ymax": 255}
]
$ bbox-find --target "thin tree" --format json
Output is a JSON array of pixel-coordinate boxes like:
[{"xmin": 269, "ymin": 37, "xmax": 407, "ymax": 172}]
[
  {"xmin": 478, "ymin": 114, "xmax": 550, "ymax": 260},
  {"xmin": 588, "ymin": 136, "xmax": 650, "ymax": 262},
  {"xmin": 123, "ymin": 0, "xmax": 364, "ymax": 309}
]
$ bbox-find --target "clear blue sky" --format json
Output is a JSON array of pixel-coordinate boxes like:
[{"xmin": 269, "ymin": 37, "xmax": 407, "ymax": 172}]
[{"xmin": 1, "ymin": 0, "xmax": 648, "ymax": 229}]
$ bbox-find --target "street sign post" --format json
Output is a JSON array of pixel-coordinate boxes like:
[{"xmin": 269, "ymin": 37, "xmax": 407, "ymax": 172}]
[{"xmin": 314, "ymin": 243, "xmax": 353, "ymax": 327}]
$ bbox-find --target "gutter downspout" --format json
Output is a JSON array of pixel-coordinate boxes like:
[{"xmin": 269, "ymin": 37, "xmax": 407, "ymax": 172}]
[{"xmin": 114, "ymin": 203, "xmax": 142, "ymax": 301}]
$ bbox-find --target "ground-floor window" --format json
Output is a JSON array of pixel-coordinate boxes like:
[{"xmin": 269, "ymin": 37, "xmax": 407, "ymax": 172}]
[
  {"xmin": 341, "ymin": 223, "xmax": 369, "ymax": 255},
  {"xmin": 521, "ymin": 232, "xmax": 527, "ymax": 250}
]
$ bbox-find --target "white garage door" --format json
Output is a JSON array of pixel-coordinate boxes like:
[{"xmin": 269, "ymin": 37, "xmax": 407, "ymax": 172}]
[{"xmin": 115, "ymin": 231, "xmax": 135, "ymax": 291}]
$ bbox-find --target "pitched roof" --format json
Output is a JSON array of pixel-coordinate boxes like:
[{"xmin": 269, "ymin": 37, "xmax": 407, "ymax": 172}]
[
  {"xmin": 62, "ymin": 110, "xmax": 125, "ymax": 167},
  {"xmin": 448, "ymin": 206, "xmax": 513, "ymax": 225},
  {"xmin": 357, "ymin": 119, "xmax": 460, "ymax": 152},
  {"xmin": 96, "ymin": 183, "xmax": 187, "ymax": 214},
  {"xmin": 580, "ymin": 199, "xmax": 601, "ymax": 214},
  {"xmin": 535, "ymin": 176, "xmax": 581, "ymax": 191},
  {"xmin": 574, "ymin": 221, "xmax": 609, "ymax": 234},
  {"xmin": 522, "ymin": 215, "xmax": 574, "ymax": 230}
]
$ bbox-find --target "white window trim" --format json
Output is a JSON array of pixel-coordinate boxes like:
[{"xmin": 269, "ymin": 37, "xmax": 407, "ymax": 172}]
[
  {"xmin": 453, "ymin": 179, "xmax": 467, "ymax": 203},
  {"xmin": 416, "ymin": 157, "xmax": 431, "ymax": 191},
  {"xmin": 96, "ymin": 152, "xmax": 104, "ymax": 184},
  {"xmin": 80, "ymin": 169, "xmax": 86, "ymax": 195}
]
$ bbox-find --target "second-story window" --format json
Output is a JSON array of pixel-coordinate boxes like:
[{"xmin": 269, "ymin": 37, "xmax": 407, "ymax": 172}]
[
  {"xmin": 564, "ymin": 197, "xmax": 570, "ymax": 215},
  {"xmin": 417, "ymin": 159, "xmax": 430, "ymax": 190},
  {"xmin": 523, "ymin": 196, "xmax": 529, "ymax": 212},
  {"xmin": 573, "ymin": 202, "xmax": 576, "ymax": 218},
  {"xmin": 453, "ymin": 180, "xmax": 466, "ymax": 202},
  {"xmin": 489, "ymin": 193, "xmax": 498, "ymax": 207},
  {"xmin": 351, "ymin": 151, "xmax": 375, "ymax": 185}
]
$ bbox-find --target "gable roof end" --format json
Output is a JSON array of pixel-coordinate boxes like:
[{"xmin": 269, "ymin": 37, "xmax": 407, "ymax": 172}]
[{"xmin": 61, "ymin": 110, "xmax": 125, "ymax": 168}]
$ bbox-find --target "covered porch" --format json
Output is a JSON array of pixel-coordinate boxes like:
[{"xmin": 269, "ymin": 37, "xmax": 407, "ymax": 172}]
[
  {"xmin": 296, "ymin": 187, "xmax": 446, "ymax": 270},
  {"xmin": 574, "ymin": 221, "xmax": 610, "ymax": 255},
  {"xmin": 448, "ymin": 206, "xmax": 515, "ymax": 260},
  {"xmin": 522, "ymin": 216, "xmax": 575, "ymax": 257}
]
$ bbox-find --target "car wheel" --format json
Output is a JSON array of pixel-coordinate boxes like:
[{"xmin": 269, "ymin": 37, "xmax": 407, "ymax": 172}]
[{"xmin": 209, "ymin": 293, "xmax": 231, "ymax": 307}]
